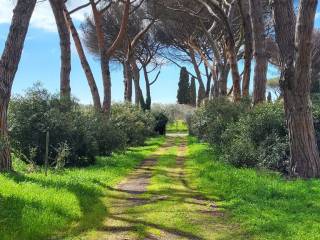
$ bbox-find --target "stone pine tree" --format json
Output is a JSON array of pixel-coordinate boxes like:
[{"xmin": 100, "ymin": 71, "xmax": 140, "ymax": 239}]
[
  {"xmin": 177, "ymin": 67, "xmax": 190, "ymax": 104},
  {"xmin": 273, "ymin": 0, "xmax": 320, "ymax": 178},
  {"xmin": 0, "ymin": 0, "xmax": 37, "ymax": 171},
  {"xmin": 189, "ymin": 77, "xmax": 197, "ymax": 107}
]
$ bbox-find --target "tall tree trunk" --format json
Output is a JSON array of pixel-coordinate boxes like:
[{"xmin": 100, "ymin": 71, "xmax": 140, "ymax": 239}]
[
  {"xmin": 123, "ymin": 60, "xmax": 133, "ymax": 102},
  {"xmin": 101, "ymin": 58, "xmax": 112, "ymax": 114},
  {"xmin": 50, "ymin": 0, "xmax": 71, "ymax": 101},
  {"xmin": 91, "ymin": 0, "xmax": 112, "ymax": 115},
  {"xmin": 205, "ymin": 65, "xmax": 212, "ymax": 98},
  {"xmin": 239, "ymin": 0, "xmax": 253, "ymax": 97},
  {"xmin": 130, "ymin": 59, "xmax": 146, "ymax": 108},
  {"xmin": 273, "ymin": 0, "xmax": 320, "ymax": 178},
  {"xmin": 64, "ymin": 7, "xmax": 101, "ymax": 110},
  {"xmin": 0, "ymin": 0, "xmax": 36, "ymax": 171},
  {"xmin": 188, "ymin": 47, "xmax": 206, "ymax": 106},
  {"xmin": 219, "ymin": 67, "xmax": 229, "ymax": 96},
  {"xmin": 142, "ymin": 65, "xmax": 151, "ymax": 110},
  {"xmin": 250, "ymin": 0, "xmax": 268, "ymax": 105},
  {"xmin": 225, "ymin": 40, "xmax": 241, "ymax": 101},
  {"xmin": 91, "ymin": 0, "xmax": 130, "ymax": 115}
]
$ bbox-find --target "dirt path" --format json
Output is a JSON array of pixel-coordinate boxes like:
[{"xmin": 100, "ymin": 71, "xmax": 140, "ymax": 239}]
[{"xmin": 80, "ymin": 136, "xmax": 240, "ymax": 240}]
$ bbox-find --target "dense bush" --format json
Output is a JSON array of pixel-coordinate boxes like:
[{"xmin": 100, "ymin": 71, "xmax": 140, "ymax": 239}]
[
  {"xmin": 188, "ymin": 97, "xmax": 249, "ymax": 145},
  {"xmin": 189, "ymin": 98, "xmax": 290, "ymax": 173},
  {"xmin": 8, "ymin": 85, "xmax": 156, "ymax": 167},
  {"xmin": 110, "ymin": 103, "xmax": 155, "ymax": 146},
  {"xmin": 221, "ymin": 102, "xmax": 289, "ymax": 172}
]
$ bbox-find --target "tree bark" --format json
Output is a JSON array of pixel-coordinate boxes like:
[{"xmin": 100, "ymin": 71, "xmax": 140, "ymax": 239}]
[
  {"xmin": 50, "ymin": 0, "xmax": 71, "ymax": 101},
  {"xmin": 130, "ymin": 59, "xmax": 146, "ymax": 108},
  {"xmin": 91, "ymin": 0, "xmax": 130, "ymax": 115},
  {"xmin": 188, "ymin": 46, "xmax": 206, "ymax": 106},
  {"xmin": 273, "ymin": 0, "xmax": 320, "ymax": 178},
  {"xmin": 225, "ymin": 39, "xmax": 241, "ymax": 102},
  {"xmin": 64, "ymin": 6, "xmax": 101, "ymax": 110},
  {"xmin": 200, "ymin": 0, "xmax": 241, "ymax": 101},
  {"xmin": 250, "ymin": 0, "xmax": 268, "ymax": 105},
  {"xmin": 205, "ymin": 65, "xmax": 212, "ymax": 98},
  {"xmin": 219, "ymin": 67, "xmax": 229, "ymax": 96},
  {"xmin": 0, "ymin": 0, "xmax": 36, "ymax": 171},
  {"xmin": 142, "ymin": 65, "xmax": 151, "ymax": 110},
  {"xmin": 123, "ymin": 60, "xmax": 133, "ymax": 102},
  {"xmin": 101, "ymin": 58, "xmax": 112, "ymax": 114},
  {"xmin": 91, "ymin": 0, "xmax": 111, "ymax": 114},
  {"xmin": 238, "ymin": 0, "xmax": 253, "ymax": 98}
]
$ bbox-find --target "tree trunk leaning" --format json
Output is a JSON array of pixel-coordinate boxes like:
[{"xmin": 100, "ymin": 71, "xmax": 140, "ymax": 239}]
[
  {"xmin": 50, "ymin": 0, "xmax": 72, "ymax": 101},
  {"xmin": 0, "ymin": 0, "xmax": 37, "ymax": 171}
]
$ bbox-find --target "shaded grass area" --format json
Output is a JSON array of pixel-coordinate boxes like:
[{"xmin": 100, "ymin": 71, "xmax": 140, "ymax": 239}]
[
  {"xmin": 186, "ymin": 137, "xmax": 320, "ymax": 240},
  {"xmin": 98, "ymin": 136, "xmax": 241, "ymax": 240},
  {"xmin": 0, "ymin": 137, "xmax": 165, "ymax": 240},
  {"xmin": 167, "ymin": 120, "xmax": 188, "ymax": 133}
]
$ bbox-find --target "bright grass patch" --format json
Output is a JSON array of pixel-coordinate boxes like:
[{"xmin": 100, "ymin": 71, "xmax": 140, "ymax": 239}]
[
  {"xmin": 0, "ymin": 137, "xmax": 165, "ymax": 240},
  {"xmin": 186, "ymin": 137, "xmax": 320, "ymax": 240},
  {"xmin": 167, "ymin": 120, "xmax": 188, "ymax": 133}
]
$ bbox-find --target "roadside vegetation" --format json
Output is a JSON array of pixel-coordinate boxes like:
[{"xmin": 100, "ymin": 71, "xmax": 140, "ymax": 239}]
[
  {"xmin": 187, "ymin": 138, "xmax": 320, "ymax": 240},
  {"xmin": 0, "ymin": 137, "xmax": 164, "ymax": 240}
]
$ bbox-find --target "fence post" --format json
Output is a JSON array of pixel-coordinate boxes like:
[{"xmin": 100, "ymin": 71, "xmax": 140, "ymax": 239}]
[{"xmin": 45, "ymin": 131, "xmax": 49, "ymax": 176}]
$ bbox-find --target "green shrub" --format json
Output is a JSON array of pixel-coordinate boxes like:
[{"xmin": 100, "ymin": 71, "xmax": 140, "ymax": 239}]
[
  {"xmin": 8, "ymin": 85, "xmax": 155, "ymax": 167},
  {"xmin": 86, "ymin": 111, "xmax": 127, "ymax": 156},
  {"xmin": 110, "ymin": 103, "xmax": 155, "ymax": 145},
  {"xmin": 188, "ymin": 97, "xmax": 249, "ymax": 145},
  {"xmin": 221, "ymin": 102, "xmax": 289, "ymax": 172},
  {"xmin": 9, "ymin": 86, "xmax": 98, "ymax": 166},
  {"xmin": 189, "ymin": 99, "xmax": 290, "ymax": 172}
]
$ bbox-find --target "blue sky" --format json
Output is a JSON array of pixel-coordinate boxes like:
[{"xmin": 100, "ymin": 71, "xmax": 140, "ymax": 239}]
[{"xmin": 0, "ymin": 1, "xmax": 319, "ymax": 105}]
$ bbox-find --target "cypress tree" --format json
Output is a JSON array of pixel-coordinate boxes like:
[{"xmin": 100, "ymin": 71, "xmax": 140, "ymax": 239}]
[
  {"xmin": 177, "ymin": 67, "xmax": 190, "ymax": 104},
  {"xmin": 189, "ymin": 77, "xmax": 197, "ymax": 107}
]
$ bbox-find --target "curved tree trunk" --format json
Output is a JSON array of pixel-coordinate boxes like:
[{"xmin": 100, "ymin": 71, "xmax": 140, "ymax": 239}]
[
  {"xmin": 91, "ymin": 0, "xmax": 111, "ymax": 115},
  {"xmin": 250, "ymin": 0, "xmax": 268, "ymax": 105},
  {"xmin": 239, "ymin": 0, "xmax": 253, "ymax": 98},
  {"xmin": 273, "ymin": 0, "xmax": 320, "ymax": 178},
  {"xmin": 225, "ymin": 40, "xmax": 241, "ymax": 102},
  {"xmin": 188, "ymin": 47, "xmax": 206, "ymax": 106},
  {"xmin": 0, "ymin": 0, "xmax": 36, "ymax": 171},
  {"xmin": 50, "ymin": 0, "xmax": 71, "ymax": 101},
  {"xmin": 64, "ymin": 8, "xmax": 101, "ymax": 110}
]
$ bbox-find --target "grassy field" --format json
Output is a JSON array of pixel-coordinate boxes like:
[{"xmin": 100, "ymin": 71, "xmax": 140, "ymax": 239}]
[
  {"xmin": 0, "ymin": 137, "xmax": 165, "ymax": 240},
  {"xmin": 186, "ymin": 137, "xmax": 320, "ymax": 240},
  {"xmin": 167, "ymin": 120, "xmax": 188, "ymax": 133}
]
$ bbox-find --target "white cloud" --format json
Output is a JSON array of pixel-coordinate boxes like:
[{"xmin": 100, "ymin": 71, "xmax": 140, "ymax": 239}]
[
  {"xmin": 316, "ymin": 12, "xmax": 320, "ymax": 20},
  {"xmin": 0, "ymin": 0, "xmax": 91, "ymax": 32}
]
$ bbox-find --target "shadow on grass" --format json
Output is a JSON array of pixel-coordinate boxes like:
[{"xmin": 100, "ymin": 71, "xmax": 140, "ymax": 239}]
[
  {"xmin": 0, "ymin": 138, "xmax": 166, "ymax": 239},
  {"xmin": 189, "ymin": 143, "xmax": 320, "ymax": 239},
  {"xmin": 5, "ymin": 171, "xmax": 107, "ymax": 238}
]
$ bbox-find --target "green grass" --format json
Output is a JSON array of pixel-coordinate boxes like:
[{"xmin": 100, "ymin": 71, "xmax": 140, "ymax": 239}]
[
  {"xmin": 0, "ymin": 137, "xmax": 165, "ymax": 240},
  {"xmin": 98, "ymin": 136, "xmax": 241, "ymax": 239},
  {"xmin": 167, "ymin": 120, "xmax": 188, "ymax": 133},
  {"xmin": 186, "ymin": 137, "xmax": 320, "ymax": 240}
]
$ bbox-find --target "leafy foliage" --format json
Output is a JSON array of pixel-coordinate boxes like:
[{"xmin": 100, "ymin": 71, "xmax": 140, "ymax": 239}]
[
  {"xmin": 8, "ymin": 85, "xmax": 156, "ymax": 167},
  {"xmin": 189, "ymin": 98, "xmax": 289, "ymax": 172}
]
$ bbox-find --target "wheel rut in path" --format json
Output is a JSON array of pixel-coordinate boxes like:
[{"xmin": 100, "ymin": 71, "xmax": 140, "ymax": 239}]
[{"xmin": 83, "ymin": 136, "xmax": 242, "ymax": 240}]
